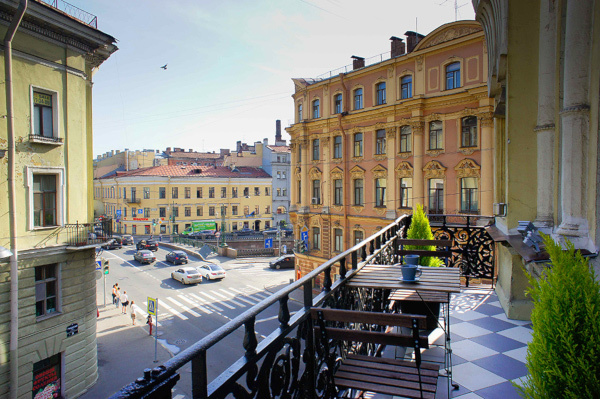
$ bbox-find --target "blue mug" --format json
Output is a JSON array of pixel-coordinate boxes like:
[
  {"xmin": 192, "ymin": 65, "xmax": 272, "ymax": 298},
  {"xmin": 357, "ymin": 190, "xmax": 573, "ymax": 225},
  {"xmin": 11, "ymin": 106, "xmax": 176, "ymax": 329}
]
[
  {"xmin": 401, "ymin": 264, "xmax": 422, "ymax": 281},
  {"xmin": 404, "ymin": 254, "xmax": 420, "ymax": 265}
]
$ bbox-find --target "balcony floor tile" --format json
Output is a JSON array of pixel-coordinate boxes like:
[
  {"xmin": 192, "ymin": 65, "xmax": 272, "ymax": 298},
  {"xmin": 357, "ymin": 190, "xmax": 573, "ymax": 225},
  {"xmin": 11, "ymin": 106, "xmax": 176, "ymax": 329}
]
[
  {"xmin": 474, "ymin": 380, "xmax": 523, "ymax": 399},
  {"xmin": 451, "ymin": 362, "xmax": 507, "ymax": 391}
]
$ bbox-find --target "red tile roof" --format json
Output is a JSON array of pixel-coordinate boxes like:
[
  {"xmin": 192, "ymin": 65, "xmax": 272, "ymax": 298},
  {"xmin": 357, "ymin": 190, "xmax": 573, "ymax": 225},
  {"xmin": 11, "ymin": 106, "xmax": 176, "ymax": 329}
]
[
  {"xmin": 106, "ymin": 165, "xmax": 271, "ymax": 179},
  {"xmin": 266, "ymin": 145, "xmax": 290, "ymax": 153},
  {"xmin": 165, "ymin": 151, "xmax": 223, "ymax": 159}
]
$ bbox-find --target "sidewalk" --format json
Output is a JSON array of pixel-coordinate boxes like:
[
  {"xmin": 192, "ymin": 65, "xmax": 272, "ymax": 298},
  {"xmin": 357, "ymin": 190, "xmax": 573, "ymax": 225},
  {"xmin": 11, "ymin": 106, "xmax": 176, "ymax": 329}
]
[{"xmin": 80, "ymin": 305, "xmax": 172, "ymax": 398}]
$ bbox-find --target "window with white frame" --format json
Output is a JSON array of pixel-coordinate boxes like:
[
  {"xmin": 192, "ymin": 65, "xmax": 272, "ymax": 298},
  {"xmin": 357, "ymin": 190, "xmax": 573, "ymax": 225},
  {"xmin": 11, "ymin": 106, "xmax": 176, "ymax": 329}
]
[
  {"xmin": 32, "ymin": 90, "xmax": 58, "ymax": 139},
  {"xmin": 312, "ymin": 227, "xmax": 320, "ymax": 250},
  {"xmin": 460, "ymin": 177, "xmax": 479, "ymax": 213},
  {"xmin": 446, "ymin": 62, "xmax": 461, "ymax": 90},
  {"xmin": 334, "ymin": 179, "xmax": 343, "ymax": 205},
  {"xmin": 376, "ymin": 82, "xmax": 386, "ymax": 105},
  {"xmin": 312, "ymin": 99, "xmax": 320, "ymax": 119},
  {"xmin": 28, "ymin": 167, "xmax": 64, "ymax": 229},
  {"xmin": 375, "ymin": 178, "xmax": 386, "ymax": 207}
]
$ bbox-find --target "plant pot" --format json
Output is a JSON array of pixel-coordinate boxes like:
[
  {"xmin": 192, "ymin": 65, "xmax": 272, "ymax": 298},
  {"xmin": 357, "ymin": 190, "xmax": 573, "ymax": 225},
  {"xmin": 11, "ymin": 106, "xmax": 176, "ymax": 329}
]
[{"xmin": 399, "ymin": 300, "xmax": 441, "ymax": 331}]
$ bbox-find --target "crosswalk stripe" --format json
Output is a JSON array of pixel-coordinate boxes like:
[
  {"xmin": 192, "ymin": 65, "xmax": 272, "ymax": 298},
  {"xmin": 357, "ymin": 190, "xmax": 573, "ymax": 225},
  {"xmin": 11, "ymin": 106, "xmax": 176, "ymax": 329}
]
[
  {"xmin": 197, "ymin": 292, "xmax": 236, "ymax": 309},
  {"xmin": 249, "ymin": 291, "xmax": 269, "ymax": 300},
  {"xmin": 177, "ymin": 295, "xmax": 212, "ymax": 314},
  {"xmin": 159, "ymin": 301, "xmax": 189, "ymax": 320},
  {"xmin": 166, "ymin": 297, "xmax": 202, "ymax": 317},
  {"xmin": 189, "ymin": 293, "xmax": 224, "ymax": 312},
  {"xmin": 228, "ymin": 287, "xmax": 259, "ymax": 302},
  {"xmin": 210, "ymin": 290, "xmax": 246, "ymax": 308},
  {"xmin": 217, "ymin": 288, "xmax": 254, "ymax": 306},
  {"xmin": 246, "ymin": 284, "xmax": 263, "ymax": 292}
]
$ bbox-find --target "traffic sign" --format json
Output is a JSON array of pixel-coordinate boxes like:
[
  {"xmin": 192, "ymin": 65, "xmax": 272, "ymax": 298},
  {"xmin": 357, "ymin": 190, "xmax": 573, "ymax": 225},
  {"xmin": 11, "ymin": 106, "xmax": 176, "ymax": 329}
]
[
  {"xmin": 265, "ymin": 238, "xmax": 273, "ymax": 249},
  {"xmin": 95, "ymin": 260, "xmax": 102, "ymax": 270},
  {"xmin": 116, "ymin": 209, "xmax": 122, "ymax": 217},
  {"xmin": 147, "ymin": 297, "xmax": 157, "ymax": 316},
  {"xmin": 300, "ymin": 231, "xmax": 308, "ymax": 242},
  {"xmin": 282, "ymin": 245, "xmax": 287, "ymax": 254},
  {"xmin": 138, "ymin": 209, "xmax": 144, "ymax": 214}
]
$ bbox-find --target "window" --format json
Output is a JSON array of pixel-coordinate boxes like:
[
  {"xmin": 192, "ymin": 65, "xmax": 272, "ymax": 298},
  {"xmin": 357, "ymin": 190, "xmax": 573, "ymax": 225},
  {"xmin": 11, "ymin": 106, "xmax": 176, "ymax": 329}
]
[
  {"xmin": 401, "ymin": 75, "xmax": 412, "ymax": 99},
  {"xmin": 353, "ymin": 133, "xmax": 363, "ymax": 157},
  {"xmin": 334, "ymin": 93, "xmax": 343, "ymax": 114},
  {"xmin": 312, "ymin": 99, "xmax": 320, "ymax": 119},
  {"xmin": 461, "ymin": 177, "xmax": 479, "ymax": 213},
  {"xmin": 131, "ymin": 187, "xmax": 137, "ymax": 201},
  {"xmin": 265, "ymin": 187, "xmax": 270, "ymax": 196},
  {"xmin": 159, "ymin": 187, "xmax": 166, "ymax": 199},
  {"xmin": 33, "ymin": 354, "xmax": 62, "ymax": 398},
  {"xmin": 254, "ymin": 187, "xmax": 260, "ymax": 196},
  {"xmin": 144, "ymin": 208, "xmax": 150, "ymax": 218},
  {"xmin": 185, "ymin": 207, "xmax": 191, "ymax": 217},
  {"xmin": 221, "ymin": 187, "xmax": 227, "ymax": 198},
  {"xmin": 334, "ymin": 179, "xmax": 343, "ymax": 206},
  {"xmin": 375, "ymin": 129, "xmax": 386, "ymax": 155},
  {"xmin": 428, "ymin": 178, "xmax": 444, "ymax": 214},
  {"xmin": 334, "ymin": 229, "xmax": 343, "ymax": 252},
  {"xmin": 353, "ymin": 179, "xmax": 364, "ymax": 206},
  {"xmin": 333, "ymin": 136, "xmax": 342, "ymax": 159},
  {"xmin": 354, "ymin": 88, "xmax": 363, "ymax": 110},
  {"xmin": 446, "ymin": 62, "xmax": 461, "ymax": 90},
  {"xmin": 232, "ymin": 187, "xmax": 238, "ymax": 198},
  {"xmin": 232, "ymin": 206, "xmax": 238, "ymax": 215},
  {"xmin": 265, "ymin": 206, "xmax": 270, "ymax": 214},
  {"xmin": 172, "ymin": 187, "xmax": 178, "ymax": 199},
  {"xmin": 282, "ymin": 188, "xmax": 287, "ymax": 196},
  {"xmin": 196, "ymin": 187, "xmax": 203, "ymax": 198},
  {"xmin": 172, "ymin": 225, "xmax": 178, "ymax": 234},
  {"xmin": 244, "ymin": 187, "xmax": 249, "ymax": 197},
  {"xmin": 185, "ymin": 187, "xmax": 191, "ymax": 199},
  {"xmin": 221, "ymin": 206, "xmax": 227, "ymax": 216},
  {"xmin": 32, "ymin": 91, "xmax": 55, "ymax": 138},
  {"xmin": 311, "ymin": 139, "xmax": 320, "ymax": 161},
  {"xmin": 297, "ymin": 103, "xmax": 303, "ymax": 122},
  {"xmin": 399, "ymin": 125, "xmax": 412, "ymax": 153},
  {"xmin": 209, "ymin": 187, "xmax": 215, "ymax": 198},
  {"xmin": 35, "ymin": 264, "xmax": 58, "ymax": 317},
  {"xmin": 312, "ymin": 180, "xmax": 321, "ymax": 204},
  {"xmin": 312, "ymin": 227, "xmax": 321, "ymax": 250},
  {"xmin": 143, "ymin": 187, "xmax": 150, "ymax": 199},
  {"xmin": 429, "ymin": 121, "xmax": 443, "ymax": 150},
  {"xmin": 376, "ymin": 82, "xmax": 386, "ymax": 105},
  {"xmin": 354, "ymin": 230, "xmax": 364, "ymax": 245},
  {"xmin": 461, "ymin": 116, "xmax": 477, "ymax": 147},
  {"xmin": 255, "ymin": 205, "xmax": 260, "ymax": 215},
  {"xmin": 33, "ymin": 174, "xmax": 57, "ymax": 227},
  {"xmin": 375, "ymin": 178, "xmax": 386, "ymax": 207},
  {"xmin": 277, "ymin": 206, "xmax": 287, "ymax": 214},
  {"xmin": 173, "ymin": 206, "xmax": 179, "ymax": 217},
  {"xmin": 160, "ymin": 207, "xmax": 166, "ymax": 218},
  {"xmin": 132, "ymin": 207, "xmax": 136, "ymax": 217},
  {"xmin": 277, "ymin": 171, "xmax": 281, "ymax": 179},
  {"xmin": 196, "ymin": 206, "xmax": 203, "ymax": 216},
  {"xmin": 244, "ymin": 206, "xmax": 249, "ymax": 216},
  {"xmin": 124, "ymin": 207, "xmax": 127, "ymax": 217},
  {"xmin": 209, "ymin": 206, "xmax": 215, "ymax": 216},
  {"xmin": 277, "ymin": 188, "xmax": 281, "ymax": 196},
  {"xmin": 399, "ymin": 178, "xmax": 413, "ymax": 208}
]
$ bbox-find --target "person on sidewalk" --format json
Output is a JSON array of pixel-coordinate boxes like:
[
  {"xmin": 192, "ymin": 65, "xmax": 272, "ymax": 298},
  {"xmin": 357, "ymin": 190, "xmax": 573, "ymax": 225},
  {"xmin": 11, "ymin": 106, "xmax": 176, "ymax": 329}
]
[
  {"xmin": 115, "ymin": 287, "xmax": 121, "ymax": 309},
  {"xmin": 147, "ymin": 315, "xmax": 153, "ymax": 336},
  {"xmin": 130, "ymin": 301, "xmax": 136, "ymax": 325},
  {"xmin": 111, "ymin": 284, "xmax": 117, "ymax": 305},
  {"xmin": 120, "ymin": 291, "xmax": 129, "ymax": 314}
]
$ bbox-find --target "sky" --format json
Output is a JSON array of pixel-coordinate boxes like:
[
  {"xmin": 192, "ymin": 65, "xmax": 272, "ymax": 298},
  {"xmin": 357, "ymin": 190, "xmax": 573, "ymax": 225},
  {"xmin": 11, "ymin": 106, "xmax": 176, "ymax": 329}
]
[{"xmin": 76, "ymin": 0, "xmax": 475, "ymax": 157}]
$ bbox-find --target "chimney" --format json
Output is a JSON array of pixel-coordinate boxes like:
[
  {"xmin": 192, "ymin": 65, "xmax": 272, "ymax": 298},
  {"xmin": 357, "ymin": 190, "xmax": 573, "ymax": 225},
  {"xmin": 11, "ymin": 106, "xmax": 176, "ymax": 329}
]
[
  {"xmin": 275, "ymin": 120, "xmax": 282, "ymax": 142},
  {"xmin": 189, "ymin": 149, "xmax": 193, "ymax": 152},
  {"xmin": 405, "ymin": 31, "xmax": 425, "ymax": 53},
  {"xmin": 263, "ymin": 138, "xmax": 268, "ymax": 146},
  {"xmin": 390, "ymin": 36, "xmax": 406, "ymax": 57},
  {"xmin": 351, "ymin": 55, "xmax": 365, "ymax": 70},
  {"xmin": 166, "ymin": 147, "xmax": 171, "ymax": 152}
]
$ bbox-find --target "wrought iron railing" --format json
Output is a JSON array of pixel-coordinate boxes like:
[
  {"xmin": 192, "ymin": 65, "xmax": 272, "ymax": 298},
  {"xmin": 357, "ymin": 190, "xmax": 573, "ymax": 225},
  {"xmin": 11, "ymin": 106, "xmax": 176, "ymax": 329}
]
[
  {"xmin": 65, "ymin": 219, "xmax": 112, "ymax": 247},
  {"xmin": 39, "ymin": 0, "xmax": 98, "ymax": 28},
  {"xmin": 109, "ymin": 214, "xmax": 495, "ymax": 398}
]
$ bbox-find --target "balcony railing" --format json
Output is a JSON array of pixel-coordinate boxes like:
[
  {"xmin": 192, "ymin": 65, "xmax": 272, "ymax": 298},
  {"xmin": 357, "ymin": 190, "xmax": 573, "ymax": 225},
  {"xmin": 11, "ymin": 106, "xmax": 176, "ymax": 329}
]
[
  {"xmin": 65, "ymin": 219, "xmax": 112, "ymax": 247},
  {"xmin": 110, "ymin": 214, "xmax": 494, "ymax": 398},
  {"xmin": 39, "ymin": 0, "xmax": 98, "ymax": 28},
  {"xmin": 126, "ymin": 198, "xmax": 142, "ymax": 204}
]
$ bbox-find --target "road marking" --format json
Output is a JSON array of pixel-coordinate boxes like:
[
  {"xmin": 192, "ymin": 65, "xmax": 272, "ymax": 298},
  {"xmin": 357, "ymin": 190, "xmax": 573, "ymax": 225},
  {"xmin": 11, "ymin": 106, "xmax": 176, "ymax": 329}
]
[
  {"xmin": 209, "ymin": 290, "xmax": 246, "ymax": 308},
  {"xmin": 249, "ymin": 291, "xmax": 269, "ymax": 300},
  {"xmin": 197, "ymin": 292, "xmax": 235, "ymax": 310},
  {"xmin": 166, "ymin": 297, "xmax": 202, "ymax": 317},
  {"xmin": 177, "ymin": 294, "xmax": 212, "ymax": 314},
  {"xmin": 188, "ymin": 293, "xmax": 224, "ymax": 312},
  {"xmin": 159, "ymin": 301, "xmax": 189, "ymax": 320},
  {"xmin": 173, "ymin": 395, "xmax": 185, "ymax": 399},
  {"xmin": 228, "ymin": 287, "xmax": 260, "ymax": 304}
]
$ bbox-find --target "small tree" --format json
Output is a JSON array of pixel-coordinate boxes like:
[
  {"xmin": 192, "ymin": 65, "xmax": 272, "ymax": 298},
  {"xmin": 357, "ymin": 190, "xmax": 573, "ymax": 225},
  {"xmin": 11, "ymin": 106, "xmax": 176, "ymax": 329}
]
[
  {"xmin": 518, "ymin": 235, "xmax": 600, "ymax": 398},
  {"xmin": 405, "ymin": 204, "xmax": 443, "ymax": 266}
]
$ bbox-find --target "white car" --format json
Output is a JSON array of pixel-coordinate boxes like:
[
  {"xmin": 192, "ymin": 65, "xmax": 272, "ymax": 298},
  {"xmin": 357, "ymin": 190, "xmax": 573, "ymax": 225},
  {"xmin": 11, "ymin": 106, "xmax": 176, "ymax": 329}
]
[
  {"xmin": 196, "ymin": 263, "xmax": 226, "ymax": 280},
  {"xmin": 171, "ymin": 267, "xmax": 203, "ymax": 285}
]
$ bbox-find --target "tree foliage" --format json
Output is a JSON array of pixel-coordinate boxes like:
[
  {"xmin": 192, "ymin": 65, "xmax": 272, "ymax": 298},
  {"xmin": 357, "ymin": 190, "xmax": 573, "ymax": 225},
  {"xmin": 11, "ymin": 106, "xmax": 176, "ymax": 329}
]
[
  {"xmin": 405, "ymin": 204, "xmax": 443, "ymax": 267},
  {"xmin": 518, "ymin": 235, "xmax": 600, "ymax": 398}
]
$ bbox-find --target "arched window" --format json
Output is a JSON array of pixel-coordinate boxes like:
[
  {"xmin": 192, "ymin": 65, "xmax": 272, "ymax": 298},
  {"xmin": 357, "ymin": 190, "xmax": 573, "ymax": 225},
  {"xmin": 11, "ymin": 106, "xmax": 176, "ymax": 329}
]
[
  {"xmin": 354, "ymin": 88, "xmax": 363, "ymax": 110},
  {"xmin": 297, "ymin": 103, "xmax": 303, "ymax": 122},
  {"xmin": 461, "ymin": 116, "xmax": 477, "ymax": 147},
  {"xmin": 312, "ymin": 99, "xmax": 320, "ymax": 119},
  {"xmin": 375, "ymin": 82, "xmax": 386, "ymax": 105},
  {"xmin": 401, "ymin": 75, "xmax": 412, "ymax": 99},
  {"xmin": 429, "ymin": 121, "xmax": 443, "ymax": 150},
  {"xmin": 445, "ymin": 62, "xmax": 461, "ymax": 90},
  {"xmin": 334, "ymin": 93, "xmax": 343, "ymax": 114}
]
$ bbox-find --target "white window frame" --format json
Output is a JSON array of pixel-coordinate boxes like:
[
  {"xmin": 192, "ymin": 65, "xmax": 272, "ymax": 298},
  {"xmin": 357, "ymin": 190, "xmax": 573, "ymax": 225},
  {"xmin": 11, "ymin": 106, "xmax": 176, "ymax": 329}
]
[
  {"xmin": 27, "ymin": 166, "xmax": 66, "ymax": 230},
  {"xmin": 30, "ymin": 85, "xmax": 60, "ymax": 141}
]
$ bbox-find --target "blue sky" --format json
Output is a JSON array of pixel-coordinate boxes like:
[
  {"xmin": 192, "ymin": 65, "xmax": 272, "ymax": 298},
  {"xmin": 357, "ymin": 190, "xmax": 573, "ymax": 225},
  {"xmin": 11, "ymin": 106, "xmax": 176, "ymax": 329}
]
[{"xmin": 76, "ymin": 0, "xmax": 475, "ymax": 157}]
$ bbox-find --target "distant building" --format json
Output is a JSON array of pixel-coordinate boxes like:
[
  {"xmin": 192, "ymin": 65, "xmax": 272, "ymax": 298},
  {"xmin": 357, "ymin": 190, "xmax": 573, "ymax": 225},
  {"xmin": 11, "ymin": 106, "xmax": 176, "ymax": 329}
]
[
  {"xmin": 0, "ymin": 1, "xmax": 117, "ymax": 397},
  {"xmin": 287, "ymin": 21, "xmax": 493, "ymax": 276},
  {"xmin": 94, "ymin": 148, "xmax": 159, "ymax": 178},
  {"xmin": 262, "ymin": 120, "xmax": 291, "ymax": 227},
  {"xmin": 163, "ymin": 147, "xmax": 229, "ymax": 167}
]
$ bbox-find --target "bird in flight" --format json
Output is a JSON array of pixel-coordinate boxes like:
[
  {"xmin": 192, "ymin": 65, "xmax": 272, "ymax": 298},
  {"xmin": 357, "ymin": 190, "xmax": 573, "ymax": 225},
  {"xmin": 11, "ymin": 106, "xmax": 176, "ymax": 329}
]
[{"xmin": 160, "ymin": 64, "xmax": 167, "ymax": 70}]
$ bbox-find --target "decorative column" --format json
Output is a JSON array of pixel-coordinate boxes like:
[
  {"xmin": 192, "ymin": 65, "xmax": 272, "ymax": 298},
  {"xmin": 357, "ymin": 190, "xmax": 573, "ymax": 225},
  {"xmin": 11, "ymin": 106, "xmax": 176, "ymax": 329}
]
[
  {"xmin": 385, "ymin": 127, "xmax": 397, "ymax": 219},
  {"xmin": 412, "ymin": 122, "xmax": 425, "ymax": 208},
  {"xmin": 534, "ymin": 0, "xmax": 557, "ymax": 228},
  {"xmin": 556, "ymin": 0, "xmax": 593, "ymax": 238},
  {"xmin": 480, "ymin": 114, "xmax": 494, "ymax": 216}
]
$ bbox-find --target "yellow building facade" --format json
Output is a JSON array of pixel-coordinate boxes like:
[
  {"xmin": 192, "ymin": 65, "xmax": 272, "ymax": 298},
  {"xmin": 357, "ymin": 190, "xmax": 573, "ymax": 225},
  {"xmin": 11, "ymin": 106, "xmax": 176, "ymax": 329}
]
[
  {"xmin": 0, "ymin": 1, "xmax": 116, "ymax": 398},
  {"xmin": 94, "ymin": 165, "xmax": 274, "ymax": 235}
]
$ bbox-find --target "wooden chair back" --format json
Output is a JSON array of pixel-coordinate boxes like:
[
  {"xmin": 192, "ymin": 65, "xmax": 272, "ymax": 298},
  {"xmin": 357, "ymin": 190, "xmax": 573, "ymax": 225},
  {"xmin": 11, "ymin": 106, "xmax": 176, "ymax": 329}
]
[{"xmin": 397, "ymin": 239, "xmax": 452, "ymax": 264}]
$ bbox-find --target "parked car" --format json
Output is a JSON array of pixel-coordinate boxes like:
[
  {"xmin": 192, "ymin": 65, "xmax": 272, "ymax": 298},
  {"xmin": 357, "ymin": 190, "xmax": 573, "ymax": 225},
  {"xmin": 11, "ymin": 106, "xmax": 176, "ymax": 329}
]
[
  {"xmin": 269, "ymin": 254, "xmax": 295, "ymax": 270},
  {"xmin": 166, "ymin": 251, "xmax": 188, "ymax": 265},
  {"xmin": 136, "ymin": 239, "xmax": 158, "ymax": 251},
  {"xmin": 236, "ymin": 227, "xmax": 256, "ymax": 236},
  {"xmin": 101, "ymin": 237, "xmax": 122, "ymax": 250},
  {"xmin": 171, "ymin": 266, "xmax": 203, "ymax": 285},
  {"xmin": 196, "ymin": 263, "xmax": 226, "ymax": 280},
  {"xmin": 121, "ymin": 235, "xmax": 134, "ymax": 245},
  {"xmin": 134, "ymin": 250, "xmax": 156, "ymax": 264}
]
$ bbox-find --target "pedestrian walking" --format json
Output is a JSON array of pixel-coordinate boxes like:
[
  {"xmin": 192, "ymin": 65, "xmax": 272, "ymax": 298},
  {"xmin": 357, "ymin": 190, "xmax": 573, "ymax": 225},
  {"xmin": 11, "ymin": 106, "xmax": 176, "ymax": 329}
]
[
  {"xmin": 115, "ymin": 287, "xmax": 121, "ymax": 308},
  {"xmin": 120, "ymin": 291, "xmax": 129, "ymax": 314},
  {"xmin": 147, "ymin": 315, "xmax": 153, "ymax": 336},
  {"xmin": 111, "ymin": 284, "xmax": 117, "ymax": 305},
  {"xmin": 130, "ymin": 301, "xmax": 136, "ymax": 325}
]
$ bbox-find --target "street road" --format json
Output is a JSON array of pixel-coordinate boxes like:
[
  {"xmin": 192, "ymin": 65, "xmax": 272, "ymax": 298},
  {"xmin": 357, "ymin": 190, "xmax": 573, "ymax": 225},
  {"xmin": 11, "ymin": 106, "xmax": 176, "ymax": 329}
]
[{"xmin": 96, "ymin": 243, "xmax": 298, "ymax": 397}]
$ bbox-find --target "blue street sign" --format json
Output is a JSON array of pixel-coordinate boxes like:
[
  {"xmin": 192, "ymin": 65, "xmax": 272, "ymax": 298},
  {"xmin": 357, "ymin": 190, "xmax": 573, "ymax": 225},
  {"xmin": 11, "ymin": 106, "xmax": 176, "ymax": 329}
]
[
  {"xmin": 301, "ymin": 231, "xmax": 308, "ymax": 242},
  {"xmin": 138, "ymin": 209, "xmax": 143, "ymax": 214},
  {"xmin": 116, "ymin": 209, "xmax": 122, "ymax": 216},
  {"xmin": 265, "ymin": 238, "xmax": 273, "ymax": 249},
  {"xmin": 95, "ymin": 260, "xmax": 101, "ymax": 270}
]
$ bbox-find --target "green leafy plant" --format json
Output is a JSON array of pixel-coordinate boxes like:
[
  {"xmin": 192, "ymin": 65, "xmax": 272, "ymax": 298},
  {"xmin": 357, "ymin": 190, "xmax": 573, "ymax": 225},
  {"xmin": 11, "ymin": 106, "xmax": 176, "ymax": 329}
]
[
  {"xmin": 517, "ymin": 235, "xmax": 600, "ymax": 398},
  {"xmin": 405, "ymin": 204, "xmax": 444, "ymax": 267}
]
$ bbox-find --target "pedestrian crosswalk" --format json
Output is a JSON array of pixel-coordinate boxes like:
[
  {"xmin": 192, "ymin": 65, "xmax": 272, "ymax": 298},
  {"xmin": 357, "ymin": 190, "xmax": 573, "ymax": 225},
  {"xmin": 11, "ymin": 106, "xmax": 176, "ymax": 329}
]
[
  {"xmin": 141, "ymin": 285, "xmax": 276, "ymax": 321},
  {"xmin": 228, "ymin": 261, "xmax": 278, "ymax": 278}
]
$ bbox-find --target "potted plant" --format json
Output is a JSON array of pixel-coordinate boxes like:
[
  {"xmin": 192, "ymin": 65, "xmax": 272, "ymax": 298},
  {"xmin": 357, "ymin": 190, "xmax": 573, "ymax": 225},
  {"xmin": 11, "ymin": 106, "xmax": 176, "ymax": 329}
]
[
  {"xmin": 399, "ymin": 204, "xmax": 444, "ymax": 330},
  {"xmin": 517, "ymin": 235, "xmax": 600, "ymax": 398}
]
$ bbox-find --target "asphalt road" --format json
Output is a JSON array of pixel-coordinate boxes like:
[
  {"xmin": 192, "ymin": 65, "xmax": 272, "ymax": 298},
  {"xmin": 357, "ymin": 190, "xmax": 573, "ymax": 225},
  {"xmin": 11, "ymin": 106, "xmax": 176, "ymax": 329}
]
[{"xmin": 97, "ymin": 243, "xmax": 298, "ymax": 396}]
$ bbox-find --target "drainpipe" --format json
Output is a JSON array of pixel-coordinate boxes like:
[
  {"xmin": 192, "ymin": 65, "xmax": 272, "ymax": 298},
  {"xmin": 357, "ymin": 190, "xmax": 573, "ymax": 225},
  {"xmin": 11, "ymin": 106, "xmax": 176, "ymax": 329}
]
[{"xmin": 5, "ymin": 2, "xmax": 29, "ymax": 398}]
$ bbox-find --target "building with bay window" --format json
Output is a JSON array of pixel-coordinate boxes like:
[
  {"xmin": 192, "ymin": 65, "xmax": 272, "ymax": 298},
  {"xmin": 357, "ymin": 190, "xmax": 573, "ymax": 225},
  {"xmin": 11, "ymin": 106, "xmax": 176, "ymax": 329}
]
[{"xmin": 287, "ymin": 20, "xmax": 493, "ymax": 276}]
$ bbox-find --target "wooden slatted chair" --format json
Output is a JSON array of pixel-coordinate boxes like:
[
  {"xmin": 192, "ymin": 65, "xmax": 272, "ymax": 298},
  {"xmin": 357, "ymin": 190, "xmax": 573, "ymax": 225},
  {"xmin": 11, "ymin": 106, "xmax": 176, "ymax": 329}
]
[{"xmin": 310, "ymin": 308, "xmax": 439, "ymax": 399}]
